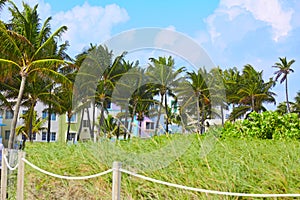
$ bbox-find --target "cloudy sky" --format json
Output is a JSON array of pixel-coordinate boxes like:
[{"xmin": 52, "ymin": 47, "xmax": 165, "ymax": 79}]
[{"xmin": 1, "ymin": 0, "xmax": 299, "ymax": 109}]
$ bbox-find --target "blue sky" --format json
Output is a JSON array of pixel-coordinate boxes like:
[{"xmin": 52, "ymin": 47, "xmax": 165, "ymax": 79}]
[{"xmin": 1, "ymin": 0, "xmax": 300, "ymax": 109}]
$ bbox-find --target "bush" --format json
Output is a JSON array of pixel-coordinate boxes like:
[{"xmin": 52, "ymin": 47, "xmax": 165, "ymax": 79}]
[{"xmin": 221, "ymin": 111, "xmax": 300, "ymax": 139}]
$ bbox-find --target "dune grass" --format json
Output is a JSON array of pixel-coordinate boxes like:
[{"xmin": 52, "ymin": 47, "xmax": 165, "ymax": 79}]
[{"xmin": 20, "ymin": 133, "xmax": 300, "ymax": 199}]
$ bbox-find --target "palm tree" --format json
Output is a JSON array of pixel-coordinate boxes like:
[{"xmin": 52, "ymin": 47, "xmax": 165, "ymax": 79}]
[
  {"xmin": 222, "ymin": 67, "xmax": 241, "ymax": 111},
  {"xmin": 208, "ymin": 67, "xmax": 227, "ymax": 126},
  {"xmin": 292, "ymin": 91, "xmax": 300, "ymax": 117},
  {"xmin": 0, "ymin": 0, "xmax": 7, "ymax": 11},
  {"xmin": 177, "ymin": 68, "xmax": 210, "ymax": 134},
  {"xmin": 230, "ymin": 65, "xmax": 276, "ymax": 120},
  {"xmin": 273, "ymin": 57, "xmax": 295, "ymax": 113},
  {"xmin": 16, "ymin": 110, "xmax": 47, "ymax": 150},
  {"xmin": 276, "ymin": 102, "xmax": 288, "ymax": 115},
  {"xmin": 100, "ymin": 114, "xmax": 118, "ymax": 139},
  {"xmin": 147, "ymin": 56, "xmax": 184, "ymax": 134},
  {"xmin": 0, "ymin": 2, "xmax": 69, "ymax": 148}
]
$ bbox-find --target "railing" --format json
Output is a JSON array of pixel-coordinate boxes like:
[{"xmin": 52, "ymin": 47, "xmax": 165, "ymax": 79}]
[{"xmin": 1, "ymin": 149, "xmax": 300, "ymax": 200}]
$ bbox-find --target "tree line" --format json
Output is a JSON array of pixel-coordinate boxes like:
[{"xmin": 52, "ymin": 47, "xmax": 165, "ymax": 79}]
[{"xmin": 0, "ymin": 2, "xmax": 298, "ymax": 149}]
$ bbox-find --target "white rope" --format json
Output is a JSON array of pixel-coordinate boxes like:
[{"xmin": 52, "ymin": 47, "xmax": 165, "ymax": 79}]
[
  {"xmin": 120, "ymin": 168, "xmax": 300, "ymax": 198},
  {"xmin": 22, "ymin": 158, "xmax": 113, "ymax": 180},
  {"xmin": 3, "ymin": 155, "xmax": 19, "ymax": 171}
]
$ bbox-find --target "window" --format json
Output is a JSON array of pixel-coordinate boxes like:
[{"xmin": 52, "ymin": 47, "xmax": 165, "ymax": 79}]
[
  {"xmin": 42, "ymin": 132, "xmax": 47, "ymax": 141},
  {"xmin": 32, "ymin": 133, "xmax": 37, "ymax": 141},
  {"xmin": 51, "ymin": 113, "xmax": 56, "ymax": 121},
  {"xmin": 67, "ymin": 114, "xmax": 77, "ymax": 123},
  {"xmin": 42, "ymin": 111, "xmax": 47, "ymax": 119},
  {"xmin": 51, "ymin": 132, "xmax": 56, "ymax": 141},
  {"xmin": 67, "ymin": 132, "xmax": 76, "ymax": 141},
  {"xmin": 107, "ymin": 102, "xmax": 111, "ymax": 109},
  {"xmin": 42, "ymin": 111, "xmax": 56, "ymax": 121},
  {"xmin": 5, "ymin": 130, "xmax": 10, "ymax": 140},
  {"xmin": 5, "ymin": 110, "xmax": 13, "ymax": 119},
  {"xmin": 83, "ymin": 120, "xmax": 90, "ymax": 127},
  {"xmin": 146, "ymin": 122, "xmax": 155, "ymax": 130}
]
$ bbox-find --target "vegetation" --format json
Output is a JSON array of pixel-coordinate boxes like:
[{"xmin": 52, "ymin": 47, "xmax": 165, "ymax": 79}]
[
  {"xmin": 0, "ymin": 1, "xmax": 70, "ymax": 148},
  {"xmin": 222, "ymin": 111, "xmax": 300, "ymax": 139},
  {"xmin": 0, "ymin": 2, "xmax": 299, "ymax": 199},
  {"xmin": 0, "ymin": 2, "xmax": 299, "ymax": 146},
  {"xmin": 21, "ymin": 134, "xmax": 300, "ymax": 199}
]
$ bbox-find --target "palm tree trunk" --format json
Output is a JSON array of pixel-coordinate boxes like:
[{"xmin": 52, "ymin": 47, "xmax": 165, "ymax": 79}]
[
  {"xmin": 28, "ymin": 105, "xmax": 34, "ymax": 142},
  {"xmin": 129, "ymin": 103, "xmax": 137, "ymax": 137},
  {"xmin": 251, "ymin": 96, "xmax": 255, "ymax": 112},
  {"xmin": 86, "ymin": 107, "xmax": 93, "ymax": 139},
  {"xmin": 196, "ymin": 94, "xmax": 201, "ymax": 134},
  {"xmin": 221, "ymin": 104, "xmax": 224, "ymax": 126},
  {"xmin": 138, "ymin": 120, "xmax": 142, "ymax": 137},
  {"xmin": 99, "ymin": 102, "xmax": 106, "ymax": 137},
  {"xmin": 124, "ymin": 105, "xmax": 129, "ymax": 139},
  {"xmin": 165, "ymin": 93, "xmax": 169, "ymax": 134},
  {"xmin": 201, "ymin": 105, "xmax": 205, "ymax": 134},
  {"xmin": 66, "ymin": 115, "xmax": 71, "ymax": 143},
  {"xmin": 47, "ymin": 89, "xmax": 52, "ymax": 143},
  {"xmin": 77, "ymin": 109, "xmax": 84, "ymax": 141},
  {"xmin": 92, "ymin": 101, "xmax": 96, "ymax": 140},
  {"xmin": 47, "ymin": 103, "xmax": 51, "ymax": 142},
  {"xmin": 285, "ymin": 78, "xmax": 291, "ymax": 113},
  {"xmin": 8, "ymin": 75, "xmax": 27, "ymax": 149},
  {"xmin": 155, "ymin": 94, "xmax": 164, "ymax": 135}
]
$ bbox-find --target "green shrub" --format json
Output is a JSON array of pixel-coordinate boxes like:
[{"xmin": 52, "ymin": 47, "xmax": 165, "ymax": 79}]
[{"xmin": 221, "ymin": 111, "xmax": 300, "ymax": 139}]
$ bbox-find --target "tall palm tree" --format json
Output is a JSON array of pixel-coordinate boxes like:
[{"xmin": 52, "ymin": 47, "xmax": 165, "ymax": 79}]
[
  {"xmin": 209, "ymin": 67, "xmax": 227, "ymax": 126},
  {"xmin": 273, "ymin": 57, "xmax": 295, "ymax": 113},
  {"xmin": 0, "ymin": 2, "xmax": 69, "ymax": 148},
  {"xmin": 222, "ymin": 67, "xmax": 241, "ymax": 111},
  {"xmin": 147, "ymin": 56, "xmax": 184, "ymax": 134},
  {"xmin": 177, "ymin": 68, "xmax": 210, "ymax": 134}
]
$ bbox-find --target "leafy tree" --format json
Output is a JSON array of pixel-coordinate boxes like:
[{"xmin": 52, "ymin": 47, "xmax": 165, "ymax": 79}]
[
  {"xmin": 273, "ymin": 57, "xmax": 295, "ymax": 113},
  {"xmin": 0, "ymin": 2, "xmax": 69, "ymax": 148}
]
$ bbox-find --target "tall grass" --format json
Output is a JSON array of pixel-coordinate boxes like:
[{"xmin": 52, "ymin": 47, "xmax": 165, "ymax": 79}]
[{"xmin": 23, "ymin": 133, "xmax": 300, "ymax": 199}]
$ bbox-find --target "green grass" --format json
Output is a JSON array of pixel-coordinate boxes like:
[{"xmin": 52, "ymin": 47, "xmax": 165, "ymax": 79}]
[{"xmin": 22, "ymin": 133, "xmax": 300, "ymax": 199}]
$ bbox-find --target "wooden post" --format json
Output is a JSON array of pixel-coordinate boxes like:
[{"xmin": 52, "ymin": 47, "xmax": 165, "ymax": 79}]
[
  {"xmin": 16, "ymin": 151, "xmax": 25, "ymax": 200},
  {"xmin": 112, "ymin": 162, "xmax": 122, "ymax": 200},
  {"xmin": 1, "ymin": 148, "xmax": 8, "ymax": 200}
]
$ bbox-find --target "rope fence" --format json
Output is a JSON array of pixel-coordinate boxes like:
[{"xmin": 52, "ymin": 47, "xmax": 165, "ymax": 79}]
[
  {"xmin": 1, "ymin": 151, "xmax": 300, "ymax": 200},
  {"xmin": 22, "ymin": 158, "xmax": 113, "ymax": 180},
  {"xmin": 119, "ymin": 168, "xmax": 300, "ymax": 198},
  {"xmin": 3, "ymin": 155, "xmax": 18, "ymax": 171}
]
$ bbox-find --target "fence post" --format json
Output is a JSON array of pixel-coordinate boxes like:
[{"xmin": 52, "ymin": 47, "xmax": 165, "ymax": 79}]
[
  {"xmin": 1, "ymin": 148, "xmax": 8, "ymax": 200},
  {"xmin": 112, "ymin": 161, "xmax": 122, "ymax": 200},
  {"xmin": 16, "ymin": 151, "xmax": 26, "ymax": 200}
]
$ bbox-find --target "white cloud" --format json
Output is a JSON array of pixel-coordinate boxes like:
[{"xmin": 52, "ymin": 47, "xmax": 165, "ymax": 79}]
[
  {"xmin": 52, "ymin": 2, "xmax": 129, "ymax": 56},
  {"xmin": 207, "ymin": 0, "xmax": 294, "ymax": 42}
]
